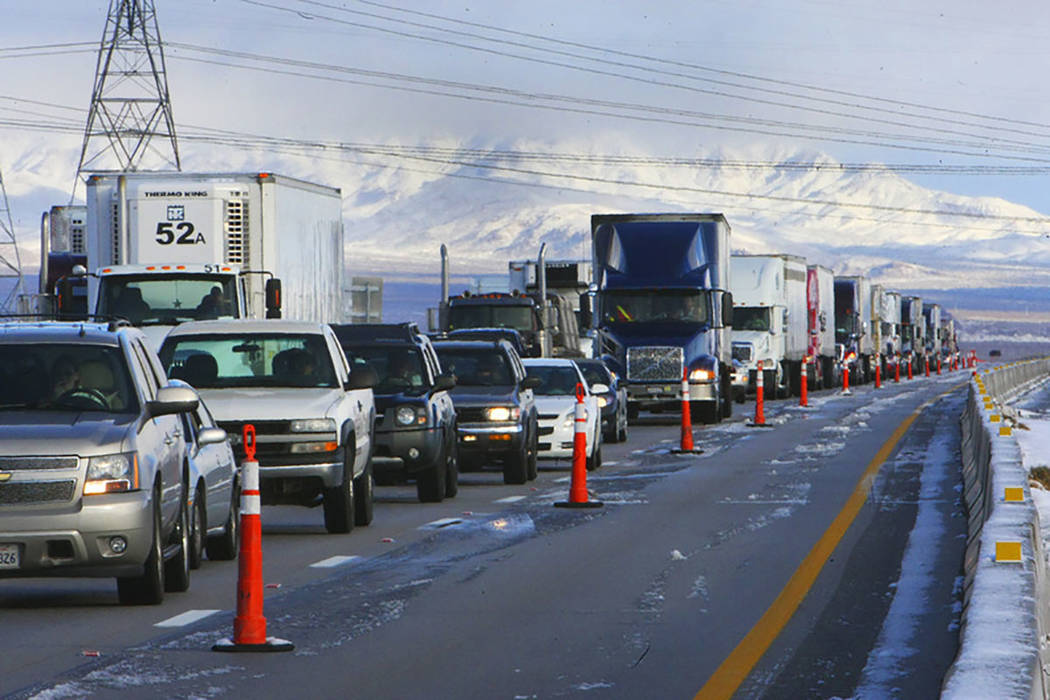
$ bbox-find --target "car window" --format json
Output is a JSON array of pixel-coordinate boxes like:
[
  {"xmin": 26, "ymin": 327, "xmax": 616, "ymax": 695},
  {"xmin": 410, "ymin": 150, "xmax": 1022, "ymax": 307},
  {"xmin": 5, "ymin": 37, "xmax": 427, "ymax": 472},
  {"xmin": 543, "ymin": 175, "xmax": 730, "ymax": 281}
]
[
  {"xmin": 0, "ymin": 342, "xmax": 138, "ymax": 413},
  {"xmin": 577, "ymin": 362, "xmax": 610, "ymax": 387},
  {"xmin": 160, "ymin": 333, "xmax": 339, "ymax": 389},
  {"xmin": 347, "ymin": 345, "xmax": 428, "ymax": 395},
  {"xmin": 130, "ymin": 341, "xmax": 160, "ymax": 399},
  {"xmin": 434, "ymin": 348, "xmax": 513, "ymax": 386},
  {"xmin": 524, "ymin": 365, "xmax": 582, "ymax": 396}
]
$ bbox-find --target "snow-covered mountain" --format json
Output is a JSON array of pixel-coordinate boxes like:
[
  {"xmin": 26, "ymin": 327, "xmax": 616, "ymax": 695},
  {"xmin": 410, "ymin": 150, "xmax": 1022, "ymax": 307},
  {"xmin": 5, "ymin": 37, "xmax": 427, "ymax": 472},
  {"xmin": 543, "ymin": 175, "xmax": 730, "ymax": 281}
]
[{"xmin": 2, "ymin": 135, "xmax": 1048, "ymax": 341}]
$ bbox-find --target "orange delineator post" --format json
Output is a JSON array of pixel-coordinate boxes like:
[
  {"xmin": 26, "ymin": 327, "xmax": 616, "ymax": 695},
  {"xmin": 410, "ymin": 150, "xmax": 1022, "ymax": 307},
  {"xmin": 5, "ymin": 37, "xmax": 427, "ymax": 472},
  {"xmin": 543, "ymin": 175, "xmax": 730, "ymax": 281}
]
[
  {"xmin": 754, "ymin": 360, "xmax": 766, "ymax": 425},
  {"xmin": 874, "ymin": 354, "xmax": 882, "ymax": 389},
  {"xmin": 842, "ymin": 360, "xmax": 850, "ymax": 393},
  {"xmin": 799, "ymin": 356, "xmax": 808, "ymax": 407},
  {"xmin": 937, "ymin": 355, "xmax": 942, "ymax": 374},
  {"xmin": 680, "ymin": 370, "xmax": 695, "ymax": 450},
  {"xmin": 924, "ymin": 354, "xmax": 930, "ymax": 377},
  {"xmin": 214, "ymin": 425, "xmax": 293, "ymax": 652},
  {"xmin": 907, "ymin": 355, "xmax": 913, "ymax": 380},
  {"xmin": 895, "ymin": 357, "xmax": 901, "ymax": 383},
  {"xmin": 555, "ymin": 384, "xmax": 602, "ymax": 509}
]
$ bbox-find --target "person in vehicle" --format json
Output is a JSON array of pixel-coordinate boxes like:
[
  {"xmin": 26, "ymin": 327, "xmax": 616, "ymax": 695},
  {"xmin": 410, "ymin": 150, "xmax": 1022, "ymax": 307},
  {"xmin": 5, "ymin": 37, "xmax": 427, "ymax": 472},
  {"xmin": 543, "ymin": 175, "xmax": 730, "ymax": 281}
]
[
  {"xmin": 51, "ymin": 356, "xmax": 80, "ymax": 399},
  {"xmin": 112, "ymin": 287, "xmax": 150, "ymax": 322},
  {"xmin": 196, "ymin": 286, "xmax": 226, "ymax": 319}
]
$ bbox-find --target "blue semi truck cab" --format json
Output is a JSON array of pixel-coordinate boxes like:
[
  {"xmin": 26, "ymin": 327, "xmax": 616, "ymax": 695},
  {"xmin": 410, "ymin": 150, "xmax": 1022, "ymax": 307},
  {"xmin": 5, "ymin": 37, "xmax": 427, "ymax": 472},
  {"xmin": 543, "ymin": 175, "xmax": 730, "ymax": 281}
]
[{"xmin": 590, "ymin": 213, "xmax": 734, "ymax": 423}]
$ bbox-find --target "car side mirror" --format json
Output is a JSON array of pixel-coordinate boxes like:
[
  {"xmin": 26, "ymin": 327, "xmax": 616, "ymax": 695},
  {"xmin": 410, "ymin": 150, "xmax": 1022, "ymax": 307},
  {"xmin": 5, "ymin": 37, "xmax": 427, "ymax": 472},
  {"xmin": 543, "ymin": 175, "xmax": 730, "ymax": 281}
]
[
  {"xmin": 347, "ymin": 364, "xmax": 378, "ymax": 390},
  {"xmin": 590, "ymin": 382, "xmax": 610, "ymax": 394},
  {"xmin": 198, "ymin": 427, "xmax": 228, "ymax": 446},
  {"xmin": 147, "ymin": 385, "xmax": 199, "ymax": 417},
  {"xmin": 522, "ymin": 376, "xmax": 542, "ymax": 390},
  {"xmin": 430, "ymin": 372, "xmax": 456, "ymax": 395}
]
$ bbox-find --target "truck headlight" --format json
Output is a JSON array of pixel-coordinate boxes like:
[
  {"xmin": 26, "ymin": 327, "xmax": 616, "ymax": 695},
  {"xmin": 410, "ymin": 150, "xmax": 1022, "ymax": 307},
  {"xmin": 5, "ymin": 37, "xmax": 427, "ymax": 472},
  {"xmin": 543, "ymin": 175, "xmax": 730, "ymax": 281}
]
[
  {"xmin": 484, "ymin": 406, "xmax": 520, "ymax": 421},
  {"xmin": 84, "ymin": 452, "xmax": 138, "ymax": 495},
  {"xmin": 290, "ymin": 418, "xmax": 337, "ymax": 433},
  {"xmin": 396, "ymin": 406, "xmax": 427, "ymax": 426},
  {"xmin": 689, "ymin": 368, "xmax": 715, "ymax": 382}
]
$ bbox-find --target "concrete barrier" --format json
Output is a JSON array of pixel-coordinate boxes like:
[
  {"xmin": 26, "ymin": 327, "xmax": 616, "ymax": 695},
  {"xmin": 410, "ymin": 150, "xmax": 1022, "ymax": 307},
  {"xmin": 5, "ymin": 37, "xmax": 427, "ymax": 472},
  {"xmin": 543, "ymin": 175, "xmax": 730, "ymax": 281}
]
[{"xmin": 942, "ymin": 359, "xmax": 1050, "ymax": 700}]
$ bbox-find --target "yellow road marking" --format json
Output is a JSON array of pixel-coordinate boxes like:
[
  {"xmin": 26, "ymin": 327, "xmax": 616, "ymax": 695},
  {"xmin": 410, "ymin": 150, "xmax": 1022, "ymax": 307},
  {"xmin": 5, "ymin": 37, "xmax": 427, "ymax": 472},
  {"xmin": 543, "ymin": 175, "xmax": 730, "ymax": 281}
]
[{"xmin": 695, "ymin": 383, "xmax": 964, "ymax": 700}]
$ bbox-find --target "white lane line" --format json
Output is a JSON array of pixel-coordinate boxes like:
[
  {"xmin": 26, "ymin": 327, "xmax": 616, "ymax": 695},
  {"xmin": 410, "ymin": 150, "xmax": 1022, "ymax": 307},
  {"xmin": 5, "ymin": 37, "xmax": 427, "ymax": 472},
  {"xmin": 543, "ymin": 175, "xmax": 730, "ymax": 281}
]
[
  {"xmin": 155, "ymin": 609, "xmax": 221, "ymax": 628},
  {"xmin": 310, "ymin": 555, "xmax": 361, "ymax": 568},
  {"xmin": 494, "ymin": 495, "xmax": 526, "ymax": 503}
]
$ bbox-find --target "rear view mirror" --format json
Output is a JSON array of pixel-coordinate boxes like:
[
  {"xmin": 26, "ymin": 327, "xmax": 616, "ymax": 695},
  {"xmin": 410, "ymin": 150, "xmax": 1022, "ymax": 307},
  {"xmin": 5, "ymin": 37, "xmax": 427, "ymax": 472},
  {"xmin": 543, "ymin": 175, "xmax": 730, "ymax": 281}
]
[
  {"xmin": 348, "ymin": 363, "xmax": 378, "ymax": 390},
  {"xmin": 147, "ymin": 385, "xmax": 200, "ymax": 417},
  {"xmin": 430, "ymin": 372, "xmax": 456, "ymax": 394},
  {"xmin": 590, "ymin": 383, "xmax": 610, "ymax": 394},
  {"xmin": 198, "ymin": 427, "xmax": 228, "ymax": 446},
  {"xmin": 522, "ymin": 376, "xmax": 542, "ymax": 390}
]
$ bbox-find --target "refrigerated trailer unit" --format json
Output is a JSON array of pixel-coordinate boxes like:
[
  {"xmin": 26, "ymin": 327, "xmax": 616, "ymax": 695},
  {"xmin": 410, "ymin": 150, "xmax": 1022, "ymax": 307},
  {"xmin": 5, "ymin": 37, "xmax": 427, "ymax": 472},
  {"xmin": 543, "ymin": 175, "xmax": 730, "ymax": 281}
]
[{"xmin": 807, "ymin": 264, "xmax": 836, "ymax": 389}]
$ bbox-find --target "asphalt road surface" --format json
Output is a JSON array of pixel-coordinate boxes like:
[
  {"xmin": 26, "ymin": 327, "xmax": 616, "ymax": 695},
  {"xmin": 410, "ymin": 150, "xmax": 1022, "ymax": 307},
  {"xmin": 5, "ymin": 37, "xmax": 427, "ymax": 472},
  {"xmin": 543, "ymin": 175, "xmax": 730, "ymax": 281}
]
[{"xmin": 3, "ymin": 370, "xmax": 970, "ymax": 699}]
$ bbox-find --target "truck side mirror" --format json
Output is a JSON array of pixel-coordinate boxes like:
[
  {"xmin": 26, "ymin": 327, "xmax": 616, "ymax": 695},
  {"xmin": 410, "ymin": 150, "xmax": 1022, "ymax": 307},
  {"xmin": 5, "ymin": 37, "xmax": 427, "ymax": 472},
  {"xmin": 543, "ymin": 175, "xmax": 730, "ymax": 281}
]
[
  {"xmin": 578, "ymin": 293, "xmax": 593, "ymax": 329},
  {"xmin": 265, "ymin": 278, "xmax": 282, "ymax": 319},
  {"xmin": 722, "ymin": 291, "xmax": 733, "ymax": 327},
  {"xmin": 56, "ymin": 276, "xmax": 78, "ymax": 319}
]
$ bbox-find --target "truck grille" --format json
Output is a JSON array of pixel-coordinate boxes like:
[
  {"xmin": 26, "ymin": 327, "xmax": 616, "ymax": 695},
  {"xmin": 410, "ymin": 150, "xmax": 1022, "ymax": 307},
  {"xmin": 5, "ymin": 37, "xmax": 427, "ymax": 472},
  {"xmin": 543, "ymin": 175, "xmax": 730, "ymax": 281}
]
[
  {"xmin": 454, "ymin": 407, "xmax": 488, "ymax": 423},
  {"xmin": 0, "ymin": 456, "xmax": 78, "ymax": 471},
  {"xmin": 0, "ymin": 480, "xmax": 77, "ymax": 505},
  {"xmin": 626, "ymin": 346, "xmax": 683, "ymax": 382},
  {"xmin": 732, "ymin": 344, "xmax": 753, "ymax": 363}
]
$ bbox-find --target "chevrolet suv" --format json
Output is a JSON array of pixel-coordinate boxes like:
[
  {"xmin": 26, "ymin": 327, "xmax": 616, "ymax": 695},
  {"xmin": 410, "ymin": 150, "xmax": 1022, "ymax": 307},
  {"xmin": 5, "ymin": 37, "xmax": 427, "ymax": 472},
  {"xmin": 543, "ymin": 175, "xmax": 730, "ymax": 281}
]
[
  {"xmin": 0, "ymin": 321, "xmax": 198, "ymax": 605},
  {"xmin": 159, "ymin": 320, "xmax": 376, "ymax": 534},
  {"xmin": 332, "ymin": 323, "xmax": 458, "ymax": 503},
  {"xmin": 432, "ymin": 340, "xmax": 540, "ymax": 485}
]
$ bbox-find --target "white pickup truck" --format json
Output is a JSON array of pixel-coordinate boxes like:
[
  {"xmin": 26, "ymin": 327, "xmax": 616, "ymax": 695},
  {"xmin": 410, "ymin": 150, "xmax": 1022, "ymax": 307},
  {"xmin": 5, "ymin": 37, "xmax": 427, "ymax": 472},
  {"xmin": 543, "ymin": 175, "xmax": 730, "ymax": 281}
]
[{"xmin": 158, "ymin": 320, "xmax": 376, "ymax": 533}]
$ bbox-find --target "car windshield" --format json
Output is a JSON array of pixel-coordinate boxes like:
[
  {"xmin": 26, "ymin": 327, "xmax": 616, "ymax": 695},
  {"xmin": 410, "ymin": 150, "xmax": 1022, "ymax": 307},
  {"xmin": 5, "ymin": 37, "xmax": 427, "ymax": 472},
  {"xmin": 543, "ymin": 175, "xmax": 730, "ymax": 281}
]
[
  {"xmin": 525, "ymin": 365, "xmax": 582, "ymax": 396},
  {"xmin": 448, "ymin": 304, "xmax": 536, "ymax": 332},
  {"xmin": 345, "ymin": 345, "xmax": 428, "ymax": 395},
  {"xmin": 575, "ymin": 362, "xmax": 610, "ymax": 388},
  {"xmin": 0, "ymin": 343, "xmax": 137, "ymax": 413},
  {"xmin": 434, "ymin": 348, "xmax": 513, "ymax": 386},
  {"xmin": 732, "ymin": 307, "xmax": 771, "ymax": 332},
  {"xmin": 97, "ymin": 274, "xmax": 238, "ymax": 325},
  {"xmin": 600, "ymin": 289, "xmax": 710, "ymax": 324},
  {"xmin": 159, "ymin": 333, "xmax": 338, "ymax": 389}
]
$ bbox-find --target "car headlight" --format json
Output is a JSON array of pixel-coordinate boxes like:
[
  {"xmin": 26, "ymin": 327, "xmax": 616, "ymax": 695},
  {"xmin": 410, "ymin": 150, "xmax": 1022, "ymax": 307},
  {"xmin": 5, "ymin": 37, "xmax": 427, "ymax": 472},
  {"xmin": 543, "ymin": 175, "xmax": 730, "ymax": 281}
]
[
  {"xmin": 84, "ymin": 452, "xmax": 138, "ymax": 495},
  {"xmin": 396, "ymin": 405, "xmax": 427, "ymax": 426},
  {"xmin": 290, "ymin": 418, "xmax": 337, "ymax": 433},
  {"xmin": 484, "ymin": 406, "xmax": 520, "ymax": 421},
  {"xmin": 290, "ymin": 441, "xmax": 339, "ymax": 454},
  {"xmin": 596, "ymin": 395, "xmax": 609, "ymax": 408},
  {"xmin": 562, "ymin": 409, "xmax": 588, "ymax": 428},
  {"xmin": 689, "ymin": 368, "xmax": 715, "ymax": 382}
]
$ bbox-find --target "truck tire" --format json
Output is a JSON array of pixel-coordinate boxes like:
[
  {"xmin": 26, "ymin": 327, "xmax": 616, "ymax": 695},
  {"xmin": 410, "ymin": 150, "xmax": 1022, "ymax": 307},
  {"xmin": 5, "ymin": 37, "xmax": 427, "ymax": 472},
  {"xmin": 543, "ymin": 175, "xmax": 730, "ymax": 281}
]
[
  {"xmin": 324, "ymin": 455, "xmax": 356, "ymax": 534},
  {"xmin": 720, "ymin": 373, "xmax": 733, "ymax": 419},
  {"xmin": 206, "ymin": 485, "xmax": 239, "ymax": 561},
  {"xmin": 353, "ymin": 458, "xmax": 374, "ymax": 526},
  {"xmin": 117, "ymin": 495, "xmax": 164, "ymax": 605},
  {"xmin": 163, "ymin": 493, "xmax": 191, "ymax": 593},
  {"xmin": 627, "ymin": 403, "xmax": 640, "ymax": 421}
]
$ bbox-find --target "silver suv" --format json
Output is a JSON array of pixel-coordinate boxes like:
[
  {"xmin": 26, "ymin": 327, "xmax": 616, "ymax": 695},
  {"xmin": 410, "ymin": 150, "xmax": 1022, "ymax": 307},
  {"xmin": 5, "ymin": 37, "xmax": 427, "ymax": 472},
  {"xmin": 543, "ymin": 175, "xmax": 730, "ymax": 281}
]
[{"xmin": 0, "ymin": 321, "xmax": 199, "ymax": 605}]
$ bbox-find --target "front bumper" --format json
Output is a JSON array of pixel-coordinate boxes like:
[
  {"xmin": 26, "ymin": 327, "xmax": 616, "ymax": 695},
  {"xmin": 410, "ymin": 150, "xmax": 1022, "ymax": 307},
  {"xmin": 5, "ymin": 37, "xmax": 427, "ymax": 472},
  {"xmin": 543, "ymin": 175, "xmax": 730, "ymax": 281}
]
[
  {"xmin": 537, "ymin": 419, "xmax": 588, "ymax": 459},
  {"xmin": 372, "ymin": 426, "xmax": 444, "ymax": 475},
  {"xmin": 457, "ymin": 422, "xmax": 524, "ymax": 460},
  {"xmin": 0, "ymin": 490, "xmax": 154, "ymax": 579},
  {"xmin": 627, "ymin": 381, "xmax": 717, "ymax": 404}
]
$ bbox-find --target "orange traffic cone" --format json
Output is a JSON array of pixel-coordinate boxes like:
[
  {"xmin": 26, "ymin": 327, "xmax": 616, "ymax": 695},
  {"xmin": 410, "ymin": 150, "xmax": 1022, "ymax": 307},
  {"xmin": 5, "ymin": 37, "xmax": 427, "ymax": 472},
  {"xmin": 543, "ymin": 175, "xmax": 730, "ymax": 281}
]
[
  {"xmin": 749, "ymin": 361, "xmax": 773, "ymax": 428},
  {"xmin": 214, "ymin": 425, "xmax": 294, "ymax": 653},
  {"xmin": 555, "ymin": 384, "xmax": 603, "ymax": 509},
  {"xmin": 800, "ymin": 356, "xmax": 809, "ymax": 407},
  {"xmin": 672, "ymin": 369, "xmax": 703, "ymax": 453}
]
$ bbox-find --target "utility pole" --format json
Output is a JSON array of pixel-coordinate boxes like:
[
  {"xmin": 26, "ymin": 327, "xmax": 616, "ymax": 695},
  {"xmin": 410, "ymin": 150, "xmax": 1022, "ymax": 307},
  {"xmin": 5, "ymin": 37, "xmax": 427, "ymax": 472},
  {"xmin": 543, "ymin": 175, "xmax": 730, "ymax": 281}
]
[
  {"xmin": 0, "ymin": 168, "xmax": 24, "ymax": 312},
  {"xmin": 73, "ymin": 0, "xmax": 180, "ymax": 198}
]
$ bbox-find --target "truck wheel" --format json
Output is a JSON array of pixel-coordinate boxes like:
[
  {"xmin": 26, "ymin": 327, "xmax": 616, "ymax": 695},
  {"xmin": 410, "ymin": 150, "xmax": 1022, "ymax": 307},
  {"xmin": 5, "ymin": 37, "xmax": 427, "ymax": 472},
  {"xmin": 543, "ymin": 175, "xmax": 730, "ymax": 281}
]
[
  {"xmin": 444, "ymin": 437, "xmax": 460, "ymax": 497},
  {"xmin": 693, "ymin": 400, "xmax": 718, "ymax": 424},
  {"xmin": 353, "ymin": 458, "xmax": 375, "ymax": 526},
  {"xmin": 627, "ymin": 403, "xmax": 640, "ymax": 421},
  {"xmin": 117, "ymin": 496, "xmax": 164, "ymax": 605},
  {"xmin": 206, "ymin": 485, "xmax": 238, "ymax": 561},
  {"xmin": 503, "ymin": 443, "xmax": 528, "ymax": 485},
  {"xmin": 721, "ymin": 375, "xmax": 733, "ymax": 419},
  {"xmin": 163, "ymin": 493, "xmax": 191, "ymax": 593},
  {"xmin": 416, "ymin": 451, "xmax": 447, "ymax": 503},
  {"xmin": 189, "ymin": 487, "xmax": 205, "ymax": 570},
  {"xmin": 324, "ymin": 456, "xmax": 356, "ymax": 534}
]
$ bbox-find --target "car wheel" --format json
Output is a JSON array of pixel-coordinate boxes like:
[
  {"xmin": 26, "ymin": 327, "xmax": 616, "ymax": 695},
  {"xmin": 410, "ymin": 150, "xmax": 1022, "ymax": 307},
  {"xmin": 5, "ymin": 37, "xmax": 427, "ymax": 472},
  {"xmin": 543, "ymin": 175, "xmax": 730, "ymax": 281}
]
[
  {"xmin": 189, "ymin": 486, "xmax": 205, "ymax": 570},
  {"xmin": 324, "ymin": 453, "xmax": 356, "ymax": 534},
  {"xmin": 117, "ymin": 494, "xmax": 164, "ymax": 605},
  {"xmin": 503, "ymin": 442, "xmax": 528, "ymax": 485},
  {"xmin": 164, "ymin": 492, "xmax": 191, "ymax": 593},
  {"xmin": 206, "ymin": 484, "xmax": 239, "ymax": 561},
  {"xmin": 353, "ymin": 458, "xmax": 375, "ymax": 526},
  {"xmin": 416, "ymin": 445, "xmax": 448, "ymax": 503},
  {"xmin": 444, "ymin": 436, "xmax": 460, "ymax": 497},
  {"xmin": 586, "ymin": 439, "xmax": 602, "ymax": 471}
]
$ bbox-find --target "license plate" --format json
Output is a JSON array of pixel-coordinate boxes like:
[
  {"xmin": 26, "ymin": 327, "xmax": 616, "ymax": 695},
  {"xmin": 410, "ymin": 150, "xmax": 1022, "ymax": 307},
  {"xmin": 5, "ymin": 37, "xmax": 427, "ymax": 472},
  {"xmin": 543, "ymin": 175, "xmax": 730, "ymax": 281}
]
[
  {"xmin": 646, "ymin": 386, "xmax": 663, "ymax": 394},
  {"xmin": 0, "ymin": 544, "xmax": 19, "ymax": 569}
]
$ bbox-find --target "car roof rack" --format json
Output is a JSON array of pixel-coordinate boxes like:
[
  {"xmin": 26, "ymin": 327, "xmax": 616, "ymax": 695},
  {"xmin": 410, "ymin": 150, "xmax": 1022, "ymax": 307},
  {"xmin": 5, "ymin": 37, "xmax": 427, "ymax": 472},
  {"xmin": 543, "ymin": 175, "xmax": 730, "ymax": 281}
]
[{"xmin": 330, "ymin": 322, "xmax": 421, "ymax": 343}]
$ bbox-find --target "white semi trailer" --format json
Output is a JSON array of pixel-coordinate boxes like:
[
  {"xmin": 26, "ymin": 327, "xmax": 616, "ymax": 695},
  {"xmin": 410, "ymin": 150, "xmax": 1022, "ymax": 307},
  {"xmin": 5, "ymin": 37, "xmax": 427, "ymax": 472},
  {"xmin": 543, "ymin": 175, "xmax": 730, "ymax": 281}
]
[
  {"xmin": 807, "ymin": 264, "xmax": 836, "ymax": 389},
  {"xmin": 731, "ymin": 254, "xmax": 808, "ymax": 397},
  {"xmin": 63, "ymin": 172, "xmax": 345, "ymax": 346}
]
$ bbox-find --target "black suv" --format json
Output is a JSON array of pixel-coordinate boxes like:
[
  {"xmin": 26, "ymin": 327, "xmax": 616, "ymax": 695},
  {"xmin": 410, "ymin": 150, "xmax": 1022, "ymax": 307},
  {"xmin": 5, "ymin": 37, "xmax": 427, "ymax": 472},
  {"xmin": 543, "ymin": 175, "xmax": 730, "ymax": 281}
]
[
  {"xmin": 332, "ymin": 323, "xmax": 458, "ymax": 503},
  {"xmin": 432, "ymin": 339, "xmax": 540, "ymax": 485}
]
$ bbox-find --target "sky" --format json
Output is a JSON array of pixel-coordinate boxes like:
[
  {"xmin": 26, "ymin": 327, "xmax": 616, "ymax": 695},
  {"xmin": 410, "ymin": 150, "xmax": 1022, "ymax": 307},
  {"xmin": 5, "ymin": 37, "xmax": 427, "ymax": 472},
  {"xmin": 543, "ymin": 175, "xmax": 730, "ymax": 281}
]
[{"xmin": 3, "ymin": 0, "xmax": 1050, "ymax": 214}]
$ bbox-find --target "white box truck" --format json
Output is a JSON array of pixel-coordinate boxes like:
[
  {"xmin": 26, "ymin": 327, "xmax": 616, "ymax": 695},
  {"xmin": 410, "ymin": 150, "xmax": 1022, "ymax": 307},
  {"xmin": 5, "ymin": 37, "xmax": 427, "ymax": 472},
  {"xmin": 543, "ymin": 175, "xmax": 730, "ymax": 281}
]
[
  {"xmin": 807, "ymin": 264, "xmax": 836, "ymax": 389},
  {"xmin": 65, "ymin": 172, "xmax": 345, "ymax": 347},
  {"xmin": 924, "ymin": 303, "xmax": 942, "ymax": 358},
  {"xmin": 833, "ymin": 275, "xmax": 874, "ymax": 383},
  {"xmin": 731, "ymin": 254, "xmax": 808, "ymax": 397},
  {"xmin": 901, "ymin": 295, "xmax": 924, "ymax": 372}
]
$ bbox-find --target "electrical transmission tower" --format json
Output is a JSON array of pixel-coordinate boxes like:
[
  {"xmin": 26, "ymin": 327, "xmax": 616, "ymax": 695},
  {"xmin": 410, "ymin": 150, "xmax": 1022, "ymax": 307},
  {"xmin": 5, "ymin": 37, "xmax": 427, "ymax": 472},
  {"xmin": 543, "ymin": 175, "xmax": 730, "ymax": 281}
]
[
  {"xmin": 0, "ymin": 169, "xmax": 24, "ymax": 312},
  {"xmin": 74, "ymin": 0, "xmax": 180, "ymax": 194}
]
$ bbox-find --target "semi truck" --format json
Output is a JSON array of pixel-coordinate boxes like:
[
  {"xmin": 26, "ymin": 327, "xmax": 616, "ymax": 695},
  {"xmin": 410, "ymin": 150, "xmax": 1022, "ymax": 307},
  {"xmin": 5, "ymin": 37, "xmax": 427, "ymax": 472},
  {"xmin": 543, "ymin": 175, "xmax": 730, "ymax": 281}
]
[
  {"xmin": 591, "ymin": 213, "xmax": 733, "ymax": 423},
  {"xmin": 924, "ymin": 303, "xmax": 942, "ymax": 359},
  {"xmin": 901, "ymin": 295, "xmax": 924, "ymax": 372},
  {"xmin": 55, "ymin": 172, "xmax": 345, "ymax": 346},
  {"xmin": 730, "ymin": 254, "xmax": 808, "ymax": 397},
  {"xmin": 883, "ymin": 290, "xmax": 902, "ymax": 372},
  {"xmin": 508, "ymin": 256, "xmax": 593, "ymax": 357},
  {"xmin": 21, "ymin": 205, "xmax": 89, "ymax": 317},
  {"xmin": 807, "ymin": 264, "xmax": 837, "ymax": 389},
  {"xmin": 834, "ymin": 275, "xmax": 873, "ymax": 383}
]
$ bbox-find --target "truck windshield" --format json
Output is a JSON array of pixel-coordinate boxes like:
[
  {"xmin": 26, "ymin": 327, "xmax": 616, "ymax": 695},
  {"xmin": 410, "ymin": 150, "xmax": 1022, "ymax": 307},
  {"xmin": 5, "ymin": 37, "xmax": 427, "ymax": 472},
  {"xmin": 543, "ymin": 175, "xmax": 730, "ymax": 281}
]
[
  {"xmin": 732, "ymin": 307, "xmax": 771, "ymax": 332},
  {"xmin": 159, "ymin": 334, "xmax": 338, "ymax": 389},
  {"xmin": 448, "ymin": 304, "xmax": 536, "ymax": 332},
  {"xmin": 600, "ymin": 290, "xmax": 709, "ymax": 325},
  {"xmin": 98, "ymin": 274, "xmax": 238, "ymax": 325},
  {"xmin": 0, "ymin": 344, "xmax": 137, "ymax": 413}
]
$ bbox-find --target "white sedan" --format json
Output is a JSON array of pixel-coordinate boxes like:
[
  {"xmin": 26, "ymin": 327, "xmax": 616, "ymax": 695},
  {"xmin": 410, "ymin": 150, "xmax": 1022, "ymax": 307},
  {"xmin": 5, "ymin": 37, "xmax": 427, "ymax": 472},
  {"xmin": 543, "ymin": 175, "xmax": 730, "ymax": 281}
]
[{"xmin": 521, "ymin": 358, "xmax": 603, "ymax": 470}]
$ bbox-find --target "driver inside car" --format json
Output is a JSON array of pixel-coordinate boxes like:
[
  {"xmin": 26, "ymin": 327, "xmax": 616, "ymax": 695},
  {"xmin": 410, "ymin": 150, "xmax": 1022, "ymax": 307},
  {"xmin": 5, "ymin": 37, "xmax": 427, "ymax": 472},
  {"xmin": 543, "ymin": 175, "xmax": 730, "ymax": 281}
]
[{"xmin": 51, "ymin": 356, "xmax": 81, "ymax": 399}]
